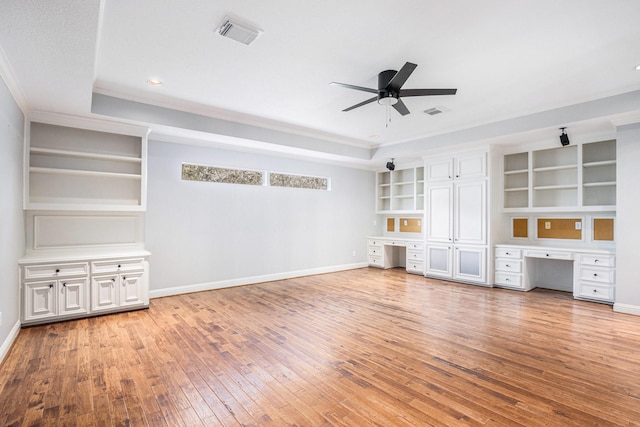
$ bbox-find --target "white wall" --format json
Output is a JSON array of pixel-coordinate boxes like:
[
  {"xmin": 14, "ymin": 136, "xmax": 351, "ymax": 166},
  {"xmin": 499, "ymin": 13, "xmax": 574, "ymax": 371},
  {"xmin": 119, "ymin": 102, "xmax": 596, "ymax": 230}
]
[
  {"xmin": 0, "ymin": 75, "xmax": 25, "ymax": 360},
  {"xmin": 614, "ymin": 123, "xmax": 640, "ymax": 315},
  {"xmin": 145, "ymin": 140, "xmax": 377, "ymax": 295}
]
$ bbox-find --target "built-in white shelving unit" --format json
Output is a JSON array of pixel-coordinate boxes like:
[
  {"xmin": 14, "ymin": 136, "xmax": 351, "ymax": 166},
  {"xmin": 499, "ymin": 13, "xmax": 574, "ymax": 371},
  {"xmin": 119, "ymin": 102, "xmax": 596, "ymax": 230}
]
[
  {"xmin": 25, "ymin": 119, "xmax": 148, "ymax": 211},
  {"xmin": 376, "ymin": 166, "xmax": 424, "ymax": 213},
  {"xmin": 503, "ymin": 140, "xmax": 616, "ymax": 212}
]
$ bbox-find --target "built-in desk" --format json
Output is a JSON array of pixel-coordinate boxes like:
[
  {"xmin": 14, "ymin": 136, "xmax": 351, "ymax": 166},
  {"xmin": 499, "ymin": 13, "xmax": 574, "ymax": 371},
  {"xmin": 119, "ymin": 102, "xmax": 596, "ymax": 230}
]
[
  {"xmin": 494, "ymin": 244, "xmax": 616, "ymax": 304},
  {"xmin": 367, "ymin": 237, "xmax": 424, "ymax": 275}
]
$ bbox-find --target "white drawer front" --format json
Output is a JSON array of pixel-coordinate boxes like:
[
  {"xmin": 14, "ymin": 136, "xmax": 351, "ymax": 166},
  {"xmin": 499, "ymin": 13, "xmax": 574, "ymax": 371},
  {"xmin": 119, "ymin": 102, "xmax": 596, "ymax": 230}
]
[
  {"xmin": 407, "ymin": 250, "xmax": 423, "ymax": 262},
  {"xmin": 368, "ymin": 246, "xmax": 383, "ymax": 256},
  {"xmin": 495, "ymin": 259, "xmax": 522, "ymax": 273},
  {"xmin": 495, "ymin": 247, "xmax": 522, "ymax": 259},
  {"xmin": 92, "ymin": 258, "xmax": 145, "ymax": 274},
  {"xmin": 495, "ymin": 272, "xmax": 523, "ymax": 288},
  {"xmin": 367, "ymin": 239, "xmax": 382, "ymax": 247},
  {"xmin": 524, "ymin": 250, "xmax": 572, "ymax": 260},
  {"xmin": 580, "ymin": 254, "xmax": 615, "ymax": 268},
  {"xmin": 406, "ymin": 242, "xmax": 424, "ymax": 251},
  {"xmin": 406, "ymin": 262, "xmax": 424, "ymax": 274},
  {"xmin": 368, "ymin": 256, "xmax": 383, "ymax": 267},
  {"xmin": 24, "ymin": 262, "xmax": 88, "ymax": 279},
  {"xmin": 577, "ymin": 283, "xmax": 614, "ymax": 301},
  {"xmin": 387, "ymin": 240, "xmax": 405, "ymax": 247},
  {"xmin": 579, "ymin": 267, "xmax": 615, "ymax": 284}
]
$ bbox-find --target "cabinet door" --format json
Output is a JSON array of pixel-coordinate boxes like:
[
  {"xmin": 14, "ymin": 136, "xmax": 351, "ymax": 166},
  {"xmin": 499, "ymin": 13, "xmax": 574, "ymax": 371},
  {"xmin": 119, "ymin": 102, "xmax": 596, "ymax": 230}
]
[
  {"xmin": 426, "ymin": 158, "xmax": 453, "ymax": 181},
  {"xmin": 454, "ymin": 246, "xmax": 486, "ymax": 283},
  {"xmin": 59, "ymin": 278, "xmax": 89, "ymax": 316},
  {"xmin": 427, "ymin": 184, "xmax": 453, "ymax": 242},
  {"xmin": 454, "ymin": 180, "xmax": 486, "ymax": 244},
  {"xmin": 24, "ymin": 280, "xmax": 57, "ymax": 321},
  {"xmin": 426, "ymin": 244, "xmax": 453, "ymax": 278},
  {"xmin": 454, "ymin": 153, "xmax": 486, "ymax": 180},
  {"xmin": 92, "ymin": 275, "xmax": 120, "ymax": 312},
  {"xmin": 120, "ymin": 272, "xmax": 146, "ymax": 307}
]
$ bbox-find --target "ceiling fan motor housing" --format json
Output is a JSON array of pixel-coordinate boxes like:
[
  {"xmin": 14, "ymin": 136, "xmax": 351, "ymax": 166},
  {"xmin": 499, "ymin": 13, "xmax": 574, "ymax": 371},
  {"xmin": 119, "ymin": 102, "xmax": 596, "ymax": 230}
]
[{"xmin": 378, "ymin": 70, "xmax": 398, "ymax": 105}]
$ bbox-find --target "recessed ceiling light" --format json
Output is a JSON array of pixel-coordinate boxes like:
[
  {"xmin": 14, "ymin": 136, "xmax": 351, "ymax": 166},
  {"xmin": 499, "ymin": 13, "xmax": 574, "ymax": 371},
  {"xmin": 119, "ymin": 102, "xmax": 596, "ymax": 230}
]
[{"xmin": 146, "ymin": 78, "xmax": 163, "ymax": 87}]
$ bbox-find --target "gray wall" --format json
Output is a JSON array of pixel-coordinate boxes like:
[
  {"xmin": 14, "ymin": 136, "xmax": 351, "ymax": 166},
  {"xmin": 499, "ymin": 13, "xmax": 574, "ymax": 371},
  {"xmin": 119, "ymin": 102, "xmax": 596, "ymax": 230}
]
[
  {"xmin": 614, "ymin": 123, "xmax": 640, "ymax": 314},
  {"xmin": 0, "ymin": 75, "xmax": 24, "ymax": 354},
  {"xmin": 145, "ymin": 140, "xmax": 377, "ymax": 293}
]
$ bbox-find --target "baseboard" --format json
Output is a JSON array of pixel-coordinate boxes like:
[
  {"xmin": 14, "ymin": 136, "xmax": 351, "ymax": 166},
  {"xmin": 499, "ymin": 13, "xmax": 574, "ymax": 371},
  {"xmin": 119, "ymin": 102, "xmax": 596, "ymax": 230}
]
[
  {"xmin": 149, "ymin": 262, "xmax": 369, "ymax": 299},
  {"xmin": 0, "ymin": 320, "xmax": 21, "ymax": 366},
  {"xmin": 613, "ymin": 303, "xmax": 640, "ymax": 316}
]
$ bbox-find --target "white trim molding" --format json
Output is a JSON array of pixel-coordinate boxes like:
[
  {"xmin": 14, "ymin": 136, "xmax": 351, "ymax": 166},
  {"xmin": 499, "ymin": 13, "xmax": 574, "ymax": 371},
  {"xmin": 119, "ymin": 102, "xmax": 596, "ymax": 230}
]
[
  {"xmin": 149, "ymin": 262, "xmax": 368, "ymax": 299},
  {"xmin": 613, "ymin": 303, "xmax": 640, "ymax": 316},
  {"xmin": 0, "ymin": 320, "xmax": 21, "ymax": 365}
]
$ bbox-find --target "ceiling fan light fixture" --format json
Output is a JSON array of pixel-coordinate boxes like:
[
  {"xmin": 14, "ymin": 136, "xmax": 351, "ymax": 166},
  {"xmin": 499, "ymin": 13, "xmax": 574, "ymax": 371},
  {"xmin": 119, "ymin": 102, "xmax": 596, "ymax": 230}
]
[{"xmin": 378, "ymin": 93, "xmax": 398, "ymax": 106}]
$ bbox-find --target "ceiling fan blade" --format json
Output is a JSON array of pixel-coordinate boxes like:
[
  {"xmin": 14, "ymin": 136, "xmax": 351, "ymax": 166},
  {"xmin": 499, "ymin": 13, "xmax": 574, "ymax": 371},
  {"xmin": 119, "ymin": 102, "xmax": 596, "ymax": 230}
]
[
  {"xmin": 330, "ymin": 82, "xmax": 378, "ymax": 94},
  {"xmin": 342, "ymin": 96, "xmax": 377, "ymax": 112},
  {"xmin": 392, "ymin": 98, "xmax": 410, "ymax": 116},
  {"xmin": 386, "ymin": 62, "xmax": 417, "ymax": 92},
  {"xmin": 399, "ymin": 88, "xmax": 458, "ymax": 97}
]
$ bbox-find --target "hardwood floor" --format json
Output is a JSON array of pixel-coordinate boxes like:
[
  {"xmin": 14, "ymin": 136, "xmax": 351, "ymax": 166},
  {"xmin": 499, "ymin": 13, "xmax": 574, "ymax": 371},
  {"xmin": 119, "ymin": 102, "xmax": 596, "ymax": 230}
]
[{"xmin": 2, "ymin": 267, "xmax": 640, "ymax": 426}]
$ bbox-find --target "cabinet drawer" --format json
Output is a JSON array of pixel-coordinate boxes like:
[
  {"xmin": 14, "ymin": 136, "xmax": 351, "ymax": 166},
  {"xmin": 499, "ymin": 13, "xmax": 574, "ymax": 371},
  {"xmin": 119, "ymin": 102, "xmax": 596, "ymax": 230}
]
[
  {"xmin": 524, "ymin": 250, "xmax": 572, "ymax": 260},
  {"xmin": 495, "ymin": 259, "xmax": 522, "ymax": 273},
  {"xmin": 579, "ymin": 254, "xmax": 615, "ymax": 267},
  {"xmin": 368, "ymin": 256, "xmax": 384, "ymax": 268},
  {"xmin": 92, "ymin": 258, "xmax": 145, "ymax": 274},
  {"xmin": 24, "ymin": 262, "xmax": 88, "ymax": 279},
  {"xmin": 495, "ymin": 247, "xmax": 522, "ymax": 259},
  {"xmin": 495, "ymin": 272, "xmax": 523, "ymax": 288},
  {"xmin": 367, "ymin": 239, "xmax": 383, "ymax": 247},
  {"xmin": 406, "ymin": 242, "xmax": 424, "ymax": 251},
  {"xmin": 577, "ymin": 283, "xmax": 614, "ymax": 302},
  {"xmin": 406, "ymin": 262, "xmax": 424, "ymax": 274},
  {"xmin": 407, "ymin": 250, "xmax": 423, "ymax": 262},
  {"xmin": 579, "ymin": 267, "xmax": 615, "ymax": 284},
  {"xmin": 368, "ymin": 246, "xmax": 383, "ymax": 256}
]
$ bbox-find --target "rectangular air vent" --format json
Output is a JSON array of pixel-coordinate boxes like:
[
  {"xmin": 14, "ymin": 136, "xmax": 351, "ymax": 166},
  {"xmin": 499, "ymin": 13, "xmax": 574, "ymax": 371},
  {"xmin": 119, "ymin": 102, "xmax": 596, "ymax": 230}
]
[
  {"xmin": 424, "ymin": 107, "xmax": 444, "ymax": 116},
  {"xmin": 217, "ymin": 17, "xmax": 261, "ymax": 45}
]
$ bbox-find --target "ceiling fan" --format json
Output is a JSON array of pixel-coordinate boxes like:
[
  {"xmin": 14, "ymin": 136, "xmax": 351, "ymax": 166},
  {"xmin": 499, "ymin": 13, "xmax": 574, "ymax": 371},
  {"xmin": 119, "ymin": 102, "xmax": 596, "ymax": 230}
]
[{"xmin": 330, "ymin": 62, "xmax": 457, "ymax": 116}]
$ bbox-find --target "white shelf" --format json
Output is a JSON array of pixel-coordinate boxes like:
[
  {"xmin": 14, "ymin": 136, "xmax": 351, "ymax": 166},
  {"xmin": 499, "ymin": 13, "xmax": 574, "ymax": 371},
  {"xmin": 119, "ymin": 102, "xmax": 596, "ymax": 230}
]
[
  {"xmin": 583, "ymin": 181, "xmax": 616, "ymax": 188},
  {"xmin": 393, "ymin": 181, "xmax": 414, "ymax": 186},
  {"xmin": 504, "ymin": 169, "xmax": 528, "ymax": 175},
  {"xmin": 376, "ymin": 166, "xmax": 424, "ymax": 213},
  {"xmin": 533, "ymin": 184, "xmax": 578, "ymax": 191},
  {"xmin": 533, "ymin": 164, "xmax": 578, "ymax": 172},
  {"xmin": 505, "ymin": 187, "xmax": 528, "ymax": 192},
  {"xmin": 30, "ymin": 147, "xmax": 142, "ymax": 163},
  {"xmin": 394, "ymin": 195, "xmax": 414, "ymax": 199},
  {"xmin": 583, "ymin": 160, "xmax": 616, "ymax": 168},
  {"xmin": 30, "ymin": 167, "xmax": 142, "ymax": 180}
]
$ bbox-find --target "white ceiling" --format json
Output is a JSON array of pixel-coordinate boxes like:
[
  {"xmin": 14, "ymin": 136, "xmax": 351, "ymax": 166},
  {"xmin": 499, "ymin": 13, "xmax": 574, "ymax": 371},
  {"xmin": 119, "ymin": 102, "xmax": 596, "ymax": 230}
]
[{"xmin": 1, "ymin": 0, "xmax": 640, "ymax": 166}]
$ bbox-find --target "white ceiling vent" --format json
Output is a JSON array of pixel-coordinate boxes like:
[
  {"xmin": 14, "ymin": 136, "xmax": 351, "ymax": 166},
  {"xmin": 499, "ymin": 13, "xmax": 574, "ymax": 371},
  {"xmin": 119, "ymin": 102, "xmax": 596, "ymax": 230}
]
[
  {"xmin": 424, "ymin": 107, "xmax": 446, "ymax": 116},
  {"xmin": 217, "ymin": 17, "xmax": 262, "ymax": 45}
]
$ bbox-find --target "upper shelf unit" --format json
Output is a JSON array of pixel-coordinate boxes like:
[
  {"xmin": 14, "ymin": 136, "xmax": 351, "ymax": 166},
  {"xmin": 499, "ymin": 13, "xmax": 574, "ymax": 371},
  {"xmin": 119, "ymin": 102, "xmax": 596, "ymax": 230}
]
[
  {"xmin": 25, "ymin": 119, "xmax": 148, "ymax": 211},
  {"xmin": 376, "ymin": 166, "xmax": 424, "ymax": 213},
  {"xmin": 503, "ymin": 140, "xmax": 616, "ymax": 212}
]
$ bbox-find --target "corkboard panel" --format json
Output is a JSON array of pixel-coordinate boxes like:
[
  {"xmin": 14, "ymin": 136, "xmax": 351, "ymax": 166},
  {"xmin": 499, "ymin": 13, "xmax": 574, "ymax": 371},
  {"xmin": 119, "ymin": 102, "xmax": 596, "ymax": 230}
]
[
  {"xmin": 537, "ymin": 218, "xmax": 582, "ymax": 240},
  {"xmin": 386, "ymin": 218, "xmax": 395, "ymax": 232},
  {"xmin": 399, "ymin": 218, "xmax": 422, "ymax": 233},
  {"xmin": 512, "ymin": 218, "xmax": 528, "ymax": 238},
  {"xmin": 594, "ymin": 218, "xmax": 614, "ymax": 241}
]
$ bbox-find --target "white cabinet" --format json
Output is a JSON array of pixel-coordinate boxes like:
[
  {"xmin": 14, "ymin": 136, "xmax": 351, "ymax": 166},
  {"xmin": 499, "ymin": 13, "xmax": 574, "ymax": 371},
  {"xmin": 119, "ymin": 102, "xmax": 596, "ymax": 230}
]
[
  {"xmin": 425, "ymin": 244, "xmax": 486, "ymax": 283},
  {"xmin": 405, "ymin": 241, "xmax": 424, "ymax": 275},
  {"xmin": 20, "ymin": 253, "xmax": 149, "ymax": 325},
  {"xmin": 25, "ymin": 117, "xmax": 148, "ymax": 211},
  {"xmin": 576, "ymin": 253, "xmax": 615, "ymax": 303},
  {"xmin": 425, "ymin": 152, "xmax": 488, "ymax": 285},
  {"xmin": 494, "ymin": 246, "xmax": 527, "ymax": 290},
  {"xmin": 367, "ymin": 238, "xmax": 423, "ymax": 275},
  {"xmin": 376, "ymin": 166, "xmax": 424, "ymax": 212},
  {"xmin": 426, "ymin": 153, "xmax": 486, "ymax": 182},
  {"xmin": 22, "ymin": 262, "xmax": 90, "ymax": 323}
]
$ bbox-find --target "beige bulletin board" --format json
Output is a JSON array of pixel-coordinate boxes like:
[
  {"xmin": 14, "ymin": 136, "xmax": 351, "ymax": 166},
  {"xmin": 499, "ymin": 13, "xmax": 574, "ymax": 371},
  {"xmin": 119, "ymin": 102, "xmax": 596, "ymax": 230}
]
[{"xmin": 537, "ymin": 218, "xmax": 582, "ymax": 240}]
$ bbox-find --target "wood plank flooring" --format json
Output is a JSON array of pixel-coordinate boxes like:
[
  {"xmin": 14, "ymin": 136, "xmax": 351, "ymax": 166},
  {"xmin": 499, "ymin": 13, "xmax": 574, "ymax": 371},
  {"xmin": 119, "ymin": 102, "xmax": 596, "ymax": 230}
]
[{"xmin": 2, "ymin": 267, "xmax": 640, "ymax": 426}]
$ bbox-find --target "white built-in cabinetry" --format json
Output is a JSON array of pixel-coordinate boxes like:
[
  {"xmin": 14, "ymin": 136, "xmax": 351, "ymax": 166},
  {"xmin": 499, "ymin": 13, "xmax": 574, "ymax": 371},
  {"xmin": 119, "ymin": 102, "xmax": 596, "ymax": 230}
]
[
  {"xmin": 425, "ymin": 151, "xmax": 488, "ymax": 284},
  {"xmin": 20, "ymin": 253, "xmax": 149, "ymax": 325},
  {"xmin": 367, "ymin": 238, "xmax": 424, "ymax": 275},
  {"xmin": 503, "ymin": 140, "xmax": 616, "ymax": 211},
  {"xmin": 21, "ymin": 114, "xmax": 151, "ymax": 325},
  {"xmin": 376, "ymin": 166, "xmax": 424, "ymax": 212}
]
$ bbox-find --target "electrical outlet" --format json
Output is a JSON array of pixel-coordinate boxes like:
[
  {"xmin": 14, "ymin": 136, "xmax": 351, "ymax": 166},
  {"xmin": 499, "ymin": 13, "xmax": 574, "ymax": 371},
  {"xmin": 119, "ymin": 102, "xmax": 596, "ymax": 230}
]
[
  {"xmin": 575, "ymin": 222, "xmax": 582, "ymax": 230},
  {"xmin": 545, "ymin": 221, "xmax": 551, "ymax": 229}
]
